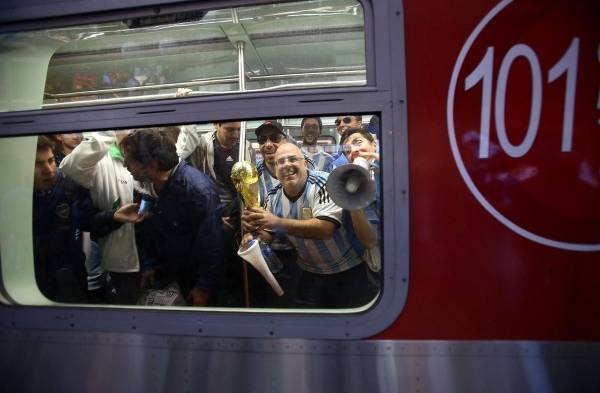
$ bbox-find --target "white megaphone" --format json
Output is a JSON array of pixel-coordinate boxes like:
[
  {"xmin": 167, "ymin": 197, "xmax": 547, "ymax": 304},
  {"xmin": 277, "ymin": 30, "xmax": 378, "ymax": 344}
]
[
  {"xmin": 326, "ymin": 156, "xmax": 376, "ymax": 210},
  {"xmin": 237, "ymin": 239, "xmax": 284, "ymax": 296}
]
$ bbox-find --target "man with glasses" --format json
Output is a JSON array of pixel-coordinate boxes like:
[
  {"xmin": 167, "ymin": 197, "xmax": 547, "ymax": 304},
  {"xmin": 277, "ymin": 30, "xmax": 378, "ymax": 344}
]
[
  {"xmin": 242, "ymin": 143, "xmax": 378, "ymax": 308},
  {"xmin": 120, "ymin": 129, "xmax": 224, "ymax": 306},
  {"xmin": 300, "ymin": 117, "xmax": 333, "ymax": 172},
  {"xmin": 254, "ymin": 120, "xmax": 315, "ymax": 202}
]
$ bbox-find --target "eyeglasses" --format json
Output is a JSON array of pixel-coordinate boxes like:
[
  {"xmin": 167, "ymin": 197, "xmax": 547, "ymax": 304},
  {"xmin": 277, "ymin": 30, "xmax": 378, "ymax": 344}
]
[
  {"xmin": 334, "ymin": 116, "xmax": 353, "ymax": 126},
  {"xmin": 257, "ymin": 133, "xmax": 284, "ymax": 144},
  {"xmin": 275, "ymin": 155, "xmax": 304, "ymax": 167}
]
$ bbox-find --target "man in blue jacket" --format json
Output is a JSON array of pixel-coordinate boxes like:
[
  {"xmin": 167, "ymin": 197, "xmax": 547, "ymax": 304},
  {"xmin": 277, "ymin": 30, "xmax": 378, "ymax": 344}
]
[
  {"xmin": 120, "ymin": 129, "xmax": 224, "ymax": 306},
  {"xmin": 33, "ymin": 135, "xmax": 92, "ymax": 302}
]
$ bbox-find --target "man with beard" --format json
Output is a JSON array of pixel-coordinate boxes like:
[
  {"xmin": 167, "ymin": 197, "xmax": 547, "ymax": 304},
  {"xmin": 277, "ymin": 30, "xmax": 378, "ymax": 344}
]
[
  {"xmin": 242, "ymin": 143, "xmax": 378, "ymax": 308},
  {"xmin": 120, "ymin": 129, "xmax": 224, "ymax": 306},
  {"xmin": 300, "ymin": 117, "xmax": 333, "ymax": 172},
  {"xmin": 329, "ymin": 115, "xmax": 363, "ymax": 170}
]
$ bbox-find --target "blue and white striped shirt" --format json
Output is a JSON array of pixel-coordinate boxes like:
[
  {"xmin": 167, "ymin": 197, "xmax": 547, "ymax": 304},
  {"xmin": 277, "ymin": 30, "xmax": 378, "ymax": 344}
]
[
  {"xmin": 265, "ymin": 170, "xmax": 363, "ymax": 274},
  {"xmin": 302, "ymin": 147, "xmax": 334, "ymax": 172}
]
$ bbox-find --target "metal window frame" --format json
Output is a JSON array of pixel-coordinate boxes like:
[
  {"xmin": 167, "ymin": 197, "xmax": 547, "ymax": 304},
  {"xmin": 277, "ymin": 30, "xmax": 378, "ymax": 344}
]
[{"xmin": 0, "ymin": 0, "xmax": 409, "ymax": 339}]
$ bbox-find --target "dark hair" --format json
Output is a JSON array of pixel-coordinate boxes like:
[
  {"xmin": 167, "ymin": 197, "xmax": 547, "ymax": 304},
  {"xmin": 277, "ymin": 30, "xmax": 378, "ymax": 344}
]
[
  {"xmin": 300, "ymin": 117, "xmax": 322, "ymax": 132},
  {"xmin": 339, "ymin": 126, "xmax": 375, "ymax": 146},
  {"xmin": 155, "ymin": 126, "xmax": 180, "ymax": 145},
  {"xmin": 338, "ymin": 115, "xmax": 362, "ymax": 123},
  {"xmin": 37, "ymin": 135, "xmax": 55, "ymax": 152},
  {"xmin": 120, "ymin": 128, "xmax": 179, "ymax": 171}
]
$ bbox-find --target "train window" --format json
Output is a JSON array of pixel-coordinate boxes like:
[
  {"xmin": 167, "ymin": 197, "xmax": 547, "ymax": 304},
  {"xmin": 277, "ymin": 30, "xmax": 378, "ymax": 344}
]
[
  {"xmin": 0, "ymin": 0, "xmax": 408, "ymax": 339},
  {"xmin": 0, "ymin": 115, "xmax": 382, "ymax": 311},
  {"xmin": 0, "ymin": 0, "xmax": 366, "ymax": 112}
]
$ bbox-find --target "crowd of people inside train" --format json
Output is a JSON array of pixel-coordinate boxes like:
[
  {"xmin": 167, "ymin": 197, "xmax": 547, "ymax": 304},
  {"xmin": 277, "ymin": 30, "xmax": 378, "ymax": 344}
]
[{"xmin": 32, "ymin": 114, "xmax": 381, "ymax": 308}]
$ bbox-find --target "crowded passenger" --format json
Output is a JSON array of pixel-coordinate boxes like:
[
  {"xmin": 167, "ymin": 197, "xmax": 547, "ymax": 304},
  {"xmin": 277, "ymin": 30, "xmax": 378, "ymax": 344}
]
[
  {"xmin": 60, "ymin": 130, "xmax": 141, "ymax": 304},
  {"xmin": 330, "ymin": 115, "xmax": 363, "ymax": 170},
  {"xmin": 176, "ymin": 121, "xmax": 251, "ymax": 306},
  {"xmin": 338, "ymin": 127, "xmax": 381, "ymax": 274},
  {"xmin": 31, "ymin": 116, "xmax": 381, "ymax": 308},
  {"xmin": 300, "ymin": 117, "xmax": 334, "ymax": 172},
  {"xmin": 242, "ymin": 142, "xmax": 378, "ymax": 308},
  {"xmin": 120, "ymin": 129, "xmax": 225, "ymax": 306},
  {"xmin": 50, "ymin": 133, "xmax": 83, "ymax": 165},
  {"xmin": 32, "ymin": 136, "xmax": 91, "ymax": 303}
]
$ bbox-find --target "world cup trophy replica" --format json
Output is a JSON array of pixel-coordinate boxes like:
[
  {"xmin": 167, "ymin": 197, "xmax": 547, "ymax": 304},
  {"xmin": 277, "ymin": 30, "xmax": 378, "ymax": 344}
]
[{"xmin": 231, "ymin": 161, "xmax": 284, "ymax": 296}]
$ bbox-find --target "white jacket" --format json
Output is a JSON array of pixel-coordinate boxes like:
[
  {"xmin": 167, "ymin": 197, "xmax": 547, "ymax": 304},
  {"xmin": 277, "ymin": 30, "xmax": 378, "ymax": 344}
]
[
  {"xmin": 60, "ymin": 132, "xmax": 139, "ymax": 272},
  {"xmin": 176, "ymin": 125, "xmax": 216, "ymax": 178}
]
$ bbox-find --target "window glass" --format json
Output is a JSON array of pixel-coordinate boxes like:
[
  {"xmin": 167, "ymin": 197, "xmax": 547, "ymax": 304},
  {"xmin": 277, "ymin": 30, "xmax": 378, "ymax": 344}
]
[
  {"xmin": 0, "ymin": 115, "xmax": 381, "ymax": 310},
  {"xmin": 0, "ymin": 0, "xmax": 365, "ymax": 112}
]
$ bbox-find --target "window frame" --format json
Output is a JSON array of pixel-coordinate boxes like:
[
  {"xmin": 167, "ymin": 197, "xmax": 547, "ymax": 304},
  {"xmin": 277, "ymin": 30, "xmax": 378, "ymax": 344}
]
[{"xmin": 0, "ymin": 0, "xmax": 409, "ymax": 339}]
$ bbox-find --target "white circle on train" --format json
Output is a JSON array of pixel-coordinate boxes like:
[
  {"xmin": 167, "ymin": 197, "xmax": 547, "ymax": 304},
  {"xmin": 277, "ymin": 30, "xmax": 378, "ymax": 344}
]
[{"xmin": 446, "ymin": 0, "xmax": 600, "ymax": 252}]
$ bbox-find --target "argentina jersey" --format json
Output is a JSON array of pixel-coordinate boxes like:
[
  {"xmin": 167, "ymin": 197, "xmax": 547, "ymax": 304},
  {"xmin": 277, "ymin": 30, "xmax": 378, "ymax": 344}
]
[
  {"xmin": 303, "ymin": 148, "xmax": 334, "ymax": 172},
  {"xmin": 256, "ymin": 159, "xmax": 279, "ymax": 205},
  {"xmin": 265, "ymin": 170, "xmax": 363, "ymax": 274}
]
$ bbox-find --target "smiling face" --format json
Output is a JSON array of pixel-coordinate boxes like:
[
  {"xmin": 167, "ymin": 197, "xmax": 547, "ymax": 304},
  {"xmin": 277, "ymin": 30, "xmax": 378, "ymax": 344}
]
[
  {"xmin": 258, "ymin": 129, "xmax": 285, "ymax": 165},
  {"xmin": 274, "ymin": 143, "xmax": 308, "ymax": 197},
  {"xmin": 301, "ymin": 118, "xmax": 321, "ymax": 146},
  {"xmin": 215, "ymin": 122, "xmax": 241, "ymax": 149},
  {"xmin": 335, "ymin": 115, "xmax": 361, "ymax": 135},
  {"xmin": 34, "ymin": 147, "xmax": 57, "ymax": 190}
]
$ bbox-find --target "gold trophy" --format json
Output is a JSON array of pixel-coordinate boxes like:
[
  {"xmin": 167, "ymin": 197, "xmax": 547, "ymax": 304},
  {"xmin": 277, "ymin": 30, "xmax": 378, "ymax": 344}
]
[
  {"xmin": 230, "ymin": 161, "xmax": 260, "ymax": 208},
  {"xmin": 231, "ymin": 161, "xmax": 284, "ymax": 296}
]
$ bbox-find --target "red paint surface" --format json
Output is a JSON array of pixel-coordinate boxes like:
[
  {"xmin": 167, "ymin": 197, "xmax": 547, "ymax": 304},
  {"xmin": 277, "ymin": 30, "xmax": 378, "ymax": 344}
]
[{"xmin": 377, "ymin": 0, "xmax": 600, "ymax": 340}]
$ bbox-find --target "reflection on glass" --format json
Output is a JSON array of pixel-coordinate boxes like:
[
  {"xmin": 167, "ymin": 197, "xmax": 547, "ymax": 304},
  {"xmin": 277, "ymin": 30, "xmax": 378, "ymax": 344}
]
[
  {"xmin": 0, "ymin": 0, "xmax": 365, "ymax": 112},
  {"xmin": 3, "ymin": 115, "xmax": 381, "ymax": 309}
]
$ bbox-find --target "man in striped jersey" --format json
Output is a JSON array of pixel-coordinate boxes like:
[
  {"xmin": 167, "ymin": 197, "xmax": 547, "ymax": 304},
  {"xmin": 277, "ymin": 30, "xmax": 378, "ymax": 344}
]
[
  {"xmin": 254, "ymin": 120, "xmax": 316, "ymax": 203},
  {"xmin": 242, "ymin": 142, "xmax": 378, "ymax": 308},
  {"xmin": 300, "ymin": 117, "xmax": 333, "ymax": 172}
]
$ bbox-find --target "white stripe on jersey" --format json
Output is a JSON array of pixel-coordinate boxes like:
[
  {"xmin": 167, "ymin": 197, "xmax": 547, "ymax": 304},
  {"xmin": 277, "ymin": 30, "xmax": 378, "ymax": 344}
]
[
  {"xmin": 265, "ymin": 170, "xmax": 363, "ymax": 274},
  {"xmin": 302, "ymin": 148, "xmax": 334, "ymax": 172}
]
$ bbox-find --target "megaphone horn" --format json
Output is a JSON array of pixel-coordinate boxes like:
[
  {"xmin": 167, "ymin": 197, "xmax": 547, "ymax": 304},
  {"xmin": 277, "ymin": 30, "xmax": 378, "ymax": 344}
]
[
  {"xmin": 237, "ymin": 239, "xmax": 284, "ymax": 296},
  {"xmin": 326, "ymin": 156, "xmax": 376, "ymax": 210}
]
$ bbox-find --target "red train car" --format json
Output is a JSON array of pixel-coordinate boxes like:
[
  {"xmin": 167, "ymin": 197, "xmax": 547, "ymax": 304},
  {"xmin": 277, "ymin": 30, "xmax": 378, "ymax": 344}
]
[{"xmin": 0, "ymin": 0, "xmax": 598, "ymax": 392}]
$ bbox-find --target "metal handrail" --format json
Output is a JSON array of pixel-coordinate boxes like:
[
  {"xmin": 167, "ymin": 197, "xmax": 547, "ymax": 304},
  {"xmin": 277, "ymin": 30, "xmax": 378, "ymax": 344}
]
[
  {"xmin": 43, "ymin": 69, "xmax": 366, "ymax": 99},
  {"xmin": 41, "ymin": 79, "xmax": 366, "ymax": 109}
]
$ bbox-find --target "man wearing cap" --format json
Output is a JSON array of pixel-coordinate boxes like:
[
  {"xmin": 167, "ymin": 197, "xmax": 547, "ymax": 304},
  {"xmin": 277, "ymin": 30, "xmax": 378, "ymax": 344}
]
[
  {"xmin": 254, "ymin": 120, "xmax": 315, "ymax": 202},
  {"xmin": 300, "ymin": 117, "xmax": 333, "ymax": 172},
  {"xmin": 242, "ymin": 143, "xmax": 378, "ymax": 308}
]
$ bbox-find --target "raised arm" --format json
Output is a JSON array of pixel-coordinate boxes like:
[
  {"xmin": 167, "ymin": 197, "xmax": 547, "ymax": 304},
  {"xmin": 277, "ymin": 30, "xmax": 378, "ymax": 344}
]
[
  {"xmin": 349, "ymin": 209, "xmax": 378, "ymax": 249},
  {"xmin": 59, "ymin": 131, "xmax": 116, "ymax": 188}
]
